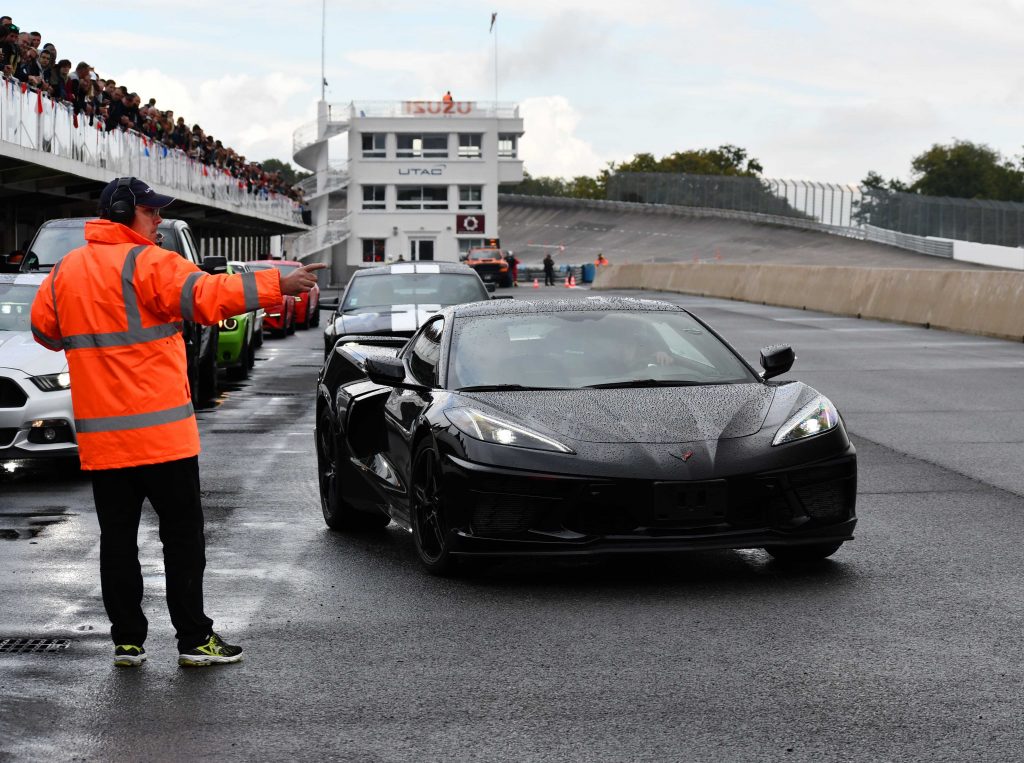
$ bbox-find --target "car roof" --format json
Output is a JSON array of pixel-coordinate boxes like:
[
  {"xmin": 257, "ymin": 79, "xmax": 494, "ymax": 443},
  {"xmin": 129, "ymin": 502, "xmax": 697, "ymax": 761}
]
[
  {"xmin": 354, "ymin": 262, "xmax": 478, "ymax": 277},
  {"xmin": 249, "ymin": 259, "xmax": 301, "ymax": 266},
  {"xmin": 0, "ymin": 272, "xmax": 47, "ymax": 286},
  {"xmin": 442, "ymin": 295, "xmax": 686, "ymax": 320},
  {"xmin": 36, "ymin": 217, "xmax": 184, "ymax": 229}
]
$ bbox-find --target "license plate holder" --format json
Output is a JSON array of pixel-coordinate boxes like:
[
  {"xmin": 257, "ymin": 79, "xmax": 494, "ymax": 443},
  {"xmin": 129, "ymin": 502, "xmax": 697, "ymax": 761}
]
[{"xmin": 652, "ymin": 481, "xmax": 728, "ymax": 525}]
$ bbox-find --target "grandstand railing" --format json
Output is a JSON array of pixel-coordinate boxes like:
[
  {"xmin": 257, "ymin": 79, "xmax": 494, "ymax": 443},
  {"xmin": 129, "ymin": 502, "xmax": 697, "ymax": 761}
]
[
  {"xmin": 294, "ymin": 160, "xmax": 350, "ymax": 199},
  {"xmin": 0, "ymin": 79, "xmax": 301, "ymax": 225}
]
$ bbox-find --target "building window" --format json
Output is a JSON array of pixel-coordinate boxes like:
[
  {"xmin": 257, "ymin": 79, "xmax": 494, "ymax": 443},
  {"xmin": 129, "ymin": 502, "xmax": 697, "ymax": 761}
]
[
  {"xmin": 458, "ymin": 134, "xmax": 482, "ymax": 158},
  {"xmin": 361, "ymin": 133, "xmax": 386, "ymax": 158},
  {"xmin": 397, "ymin": 134, "xmax": 448, "ymax": 158},
  {"xmin": 396, "ymin": 186, "xmax": 449, "ymax": 210},
  {"xmin": 498, "ymin": 134, "xmax": 518, "ymax": 158},
  {"xmin": 459, "ymin": 186, "xmax": 483, "ymax": 210},
  {"xmin": 362, "ymin": 185, "xmax": 386, "ymax": 211},
  {"xmin": 362, "ymin": 239, "xmax": 386, "ymax": 263}
]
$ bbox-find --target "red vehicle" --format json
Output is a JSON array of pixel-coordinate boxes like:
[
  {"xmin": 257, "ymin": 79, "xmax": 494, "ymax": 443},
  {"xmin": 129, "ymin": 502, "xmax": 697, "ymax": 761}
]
[
  {"xmin": 248, "ymin": 259, "xmax": 320, "ymax": 331},
  {"xmin": 248, "ymin": 260, "xmax": 297, "ymax": 337}
]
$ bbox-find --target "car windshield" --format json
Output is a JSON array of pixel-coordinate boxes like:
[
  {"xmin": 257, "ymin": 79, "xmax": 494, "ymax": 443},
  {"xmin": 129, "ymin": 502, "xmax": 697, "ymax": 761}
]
[
  {"xmin": 448, "ymin": 310, "xmax": 758, "ymax": 390},
  {"xmin": 0, "ymin": 283, "xmax": 39, "ymax": 331},
  {"xmin": 343, "ymin": 274, "xmax": 487, "ymax": 311},
  {"xmin": 23, "ymin": 224, "xmax": 178, "ymax": 270},
  {"xmin": 467, "ymin": 251, "xmax": 501, "ymax": 262}
]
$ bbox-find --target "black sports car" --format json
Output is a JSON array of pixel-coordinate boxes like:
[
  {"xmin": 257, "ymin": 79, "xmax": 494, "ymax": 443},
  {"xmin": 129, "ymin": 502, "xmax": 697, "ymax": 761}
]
[
  {"xmin": 315, "ymin": 296, "xmax": 857, "ymax": 574},
  {"xmin": 320, "ymin": 262, "xmax": 493, "ymax": 357}
]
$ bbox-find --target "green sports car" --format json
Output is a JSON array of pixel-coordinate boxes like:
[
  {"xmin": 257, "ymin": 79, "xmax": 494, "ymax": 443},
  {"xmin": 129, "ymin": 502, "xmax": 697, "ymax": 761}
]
[{"xmin": 217, "ymin": 262, "xmax": 264, "ymax": 380}]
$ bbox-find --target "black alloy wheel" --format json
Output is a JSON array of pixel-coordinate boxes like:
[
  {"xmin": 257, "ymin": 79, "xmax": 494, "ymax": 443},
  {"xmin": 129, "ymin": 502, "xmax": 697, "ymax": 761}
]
[
  {"xmin": 246, "ymin": 327, "xmax": 257, "ymax": 369},
  {"xmin": 299, "ymin": 302, "xmax": 310, "ymax": 331},
  {"xmin": 410, "ymin": 440, "xmax": 458, "ymax": 575},
  {"xmin": 286, "ymin": 309, "xmax": 296, "ymax": 335},
  {"xmin": 310, "ymin": 299, "xmax": 320, "ymax": 328},
  {"xmin": 763, "ymin": 541, "xmax": 843, "ymax": 564},
  {"xmin": 317, "ymin": 408, "xmax": 389, "ymax": 532}
]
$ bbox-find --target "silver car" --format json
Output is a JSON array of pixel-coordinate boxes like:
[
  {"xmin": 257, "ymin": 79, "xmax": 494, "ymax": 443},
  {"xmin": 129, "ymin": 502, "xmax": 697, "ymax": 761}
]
[{"xmin": 0, "ymin": 273, "xmax": 77, "ymax": 462}]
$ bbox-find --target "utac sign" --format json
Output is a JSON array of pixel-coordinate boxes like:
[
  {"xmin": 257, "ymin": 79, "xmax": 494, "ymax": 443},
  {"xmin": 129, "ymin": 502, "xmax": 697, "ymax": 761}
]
[
  {"xmin": 456, "ymin": 214, "xmax": 485, "ymax": 234},
  {"xmin": 403, "ymin": 101, "xmax": 476, "ymax": 116}
]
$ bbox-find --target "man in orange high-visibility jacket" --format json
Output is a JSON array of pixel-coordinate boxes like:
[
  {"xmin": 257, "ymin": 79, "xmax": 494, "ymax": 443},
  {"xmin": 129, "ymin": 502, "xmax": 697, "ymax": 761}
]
[{"xmin": 30, "ymin": 176, "xmax": 325, "ymax": 668}]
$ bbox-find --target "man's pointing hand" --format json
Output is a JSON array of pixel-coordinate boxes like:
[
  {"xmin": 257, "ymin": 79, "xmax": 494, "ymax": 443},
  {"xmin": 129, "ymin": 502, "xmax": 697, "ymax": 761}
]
[{"xmin": 280, "ymin": 263, "xmax": 327, "ymax": 296}]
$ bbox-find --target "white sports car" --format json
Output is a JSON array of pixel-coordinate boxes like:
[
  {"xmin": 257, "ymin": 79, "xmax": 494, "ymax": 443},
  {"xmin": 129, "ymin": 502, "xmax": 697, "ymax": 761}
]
[{"xmin": 0, "ymin": 274, "xmax": 78, "ymax": 462}]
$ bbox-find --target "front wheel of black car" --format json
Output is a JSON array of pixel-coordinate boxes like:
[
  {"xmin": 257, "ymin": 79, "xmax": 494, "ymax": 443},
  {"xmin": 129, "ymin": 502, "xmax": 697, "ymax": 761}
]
[
  {"xmin": 198, "ymin": 331, "xmax": 218, "ymax": 402},
  {"xmin": 410, "ymin": 440, "xmax": 458, "ymax": 576},
  {"xmin": 764, "ymin": 542, "xmax": 843, "ymax": 564},
  {"xmin": 317, "ymin": 409, "xmax": 389, "ymax": 532}
]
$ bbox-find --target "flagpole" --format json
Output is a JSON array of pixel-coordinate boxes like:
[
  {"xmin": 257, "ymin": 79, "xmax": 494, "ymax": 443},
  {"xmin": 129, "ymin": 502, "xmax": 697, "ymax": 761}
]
[
  {"xmin": 493, "ymin": 13, "xmax": 498, "ymax": 103},
  {"xmin": 321, "ymin": 0, "xmax": 326, "ymax": 101}
]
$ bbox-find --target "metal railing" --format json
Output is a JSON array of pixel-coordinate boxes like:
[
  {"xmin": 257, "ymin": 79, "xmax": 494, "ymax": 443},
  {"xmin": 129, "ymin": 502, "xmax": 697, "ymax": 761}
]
[
  {"xmin": 294, "ymin": 160, "xmax": 350, "ymax": 198},
  {"xmin": 1, "ymin": 80, "xmax": 302, "ymax": 224},
  {"xmin": 291, "ymin": 216, "xmax": 351, "ymax": 262},
  {"xmin": 607, "ymin": 173, "xmax": 1024, "ymax": 248}
]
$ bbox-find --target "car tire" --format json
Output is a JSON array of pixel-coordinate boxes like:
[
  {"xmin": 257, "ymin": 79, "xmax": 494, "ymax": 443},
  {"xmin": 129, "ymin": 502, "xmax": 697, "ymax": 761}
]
[
  {"xmin": 763, "ymin": 542, "xmax": 843, "ymax": 564},
  {"xmin": 286, "ymin": 310, "xmax": 296, "ymax": 335},
  {"xmin": 299, "ymin": 307, "xmax": 310, "ymax": 331},
  {"xmin": 310, "ymin": 302, "xmax": 320, "ymax": 328},
  {"xmin": 198, "ymin": 330, "xmax": 218, "ymax": 402},
  {"xmin": 227, "ymin": 334, "xmax": 250, "ymax": 381},
  {"xmin": 317, "ymin": 408, "xmax": 390, "ymax": 532},
  {"xmin": 410, "ymin": 439, "xmax": 459, "ymax": 576}
]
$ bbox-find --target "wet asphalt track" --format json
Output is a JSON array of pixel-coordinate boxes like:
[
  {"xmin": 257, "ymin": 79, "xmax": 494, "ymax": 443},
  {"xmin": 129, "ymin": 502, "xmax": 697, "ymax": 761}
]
[{"xmin": 2, "ymin": 287, "xmax": 1024, "ymax": 762}]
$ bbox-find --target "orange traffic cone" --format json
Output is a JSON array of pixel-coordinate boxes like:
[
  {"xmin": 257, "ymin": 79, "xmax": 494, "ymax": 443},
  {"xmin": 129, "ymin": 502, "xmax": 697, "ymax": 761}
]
[
  {"xmin": 564, "ymin": 276, "xmax": 570, "ymax": 288},
  {"xmin": 532, "ymin": 278, "xmax": 539, "ymax": 289},
  {"xmin": 569, "ymin": 274, "xmax": 576, "ymax": 287}
]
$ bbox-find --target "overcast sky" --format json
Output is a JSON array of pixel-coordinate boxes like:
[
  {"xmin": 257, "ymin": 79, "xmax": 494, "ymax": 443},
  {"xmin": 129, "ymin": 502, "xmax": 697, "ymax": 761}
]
[{"xmin": 29, "ymin": 0, "xmax": 1024, "ymax": 183}]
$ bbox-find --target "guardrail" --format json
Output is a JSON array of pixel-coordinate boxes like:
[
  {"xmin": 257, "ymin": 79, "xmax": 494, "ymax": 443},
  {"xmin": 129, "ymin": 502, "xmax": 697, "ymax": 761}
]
[
  {"xmin": 1, "ymin": 80, "xmax": 301, "ymax": 224},
  {"xmin": 499, "ymin": 194, "xmax": 954, "ymax": 259},
  {"xmin": 295, "ymin": 161, "xmax": 350, "ymax": 198}
]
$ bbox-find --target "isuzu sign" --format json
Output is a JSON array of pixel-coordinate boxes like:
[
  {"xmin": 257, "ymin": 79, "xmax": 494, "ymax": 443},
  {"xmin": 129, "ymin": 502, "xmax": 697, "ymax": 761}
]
[
  {"xmin": 403, "ymin": 101, "xmax": 476, "ymax": 116},
  {"xmin": 456, "ymin": 214, "xmax": 484, "ymax": 233}
]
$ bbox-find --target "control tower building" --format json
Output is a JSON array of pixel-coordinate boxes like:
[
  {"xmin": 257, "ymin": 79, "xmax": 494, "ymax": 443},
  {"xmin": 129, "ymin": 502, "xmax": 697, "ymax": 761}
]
[{"xmin": 292, "ymin": 100, "xmax": 524, "ymax": 285}]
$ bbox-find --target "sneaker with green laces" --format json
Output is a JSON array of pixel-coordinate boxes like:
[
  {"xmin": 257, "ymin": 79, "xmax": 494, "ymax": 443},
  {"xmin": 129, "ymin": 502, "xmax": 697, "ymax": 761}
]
[
  {"xmin": 113, "ymin": 644, "xmax": 146, "ymax": 667},
  {"xmin": 178, "ymin": 633, "xmax": 243, "ymax": 667}
]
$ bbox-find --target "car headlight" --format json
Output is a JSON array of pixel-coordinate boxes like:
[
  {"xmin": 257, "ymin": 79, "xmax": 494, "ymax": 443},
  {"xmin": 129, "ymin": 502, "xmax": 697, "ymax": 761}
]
[
  {"xmin": 219, "ymin": 317, "xmax": 239, "ymax": 331},
  {"xmin": 445, "ymin": 407, "xmax": 574, "ymax": 454},
  {"xmin": 30, "ymin": 372, "xmax": 71, "ymax": 391},
  {"xmin": 295, "ymin": 296, "xmax": 303, "ymax": 303},
  {"xmin": 772, "ymin": 395, "xmax": 840, "ymax": 446}
]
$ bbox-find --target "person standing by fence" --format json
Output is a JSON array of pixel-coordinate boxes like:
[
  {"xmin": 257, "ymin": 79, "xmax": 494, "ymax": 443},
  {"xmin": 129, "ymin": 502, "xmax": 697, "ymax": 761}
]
[{"xmin": 543, "ymin": 253, "xmax": 556, "ymax": 286}]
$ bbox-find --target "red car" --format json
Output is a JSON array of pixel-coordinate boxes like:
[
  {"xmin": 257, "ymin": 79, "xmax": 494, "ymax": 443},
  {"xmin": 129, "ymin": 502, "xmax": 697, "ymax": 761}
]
[
  {"xmin": 248, "ymin": 261, "xmax": 297, "ymax": 337},
  {"xmin": 248, "ymin": 259, "xmax": 320, "ymax": 331}
]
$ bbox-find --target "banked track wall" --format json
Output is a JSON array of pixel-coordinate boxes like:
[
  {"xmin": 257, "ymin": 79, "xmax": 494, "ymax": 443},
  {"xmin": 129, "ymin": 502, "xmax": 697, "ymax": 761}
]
[{"xmin": 594, "ymin": 263, "xmax": 1024, "ymax": 342}]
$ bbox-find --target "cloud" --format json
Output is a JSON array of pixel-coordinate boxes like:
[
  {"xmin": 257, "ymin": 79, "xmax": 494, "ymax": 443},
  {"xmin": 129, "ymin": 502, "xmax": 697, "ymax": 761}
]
[{"xmin": 519, "ymin": 96, "xmax": 606, "ymax": 177}]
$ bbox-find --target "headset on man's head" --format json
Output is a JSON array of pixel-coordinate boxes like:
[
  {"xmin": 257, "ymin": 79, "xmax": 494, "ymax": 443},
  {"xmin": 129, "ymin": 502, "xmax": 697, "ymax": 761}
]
[{"xmin": 103, "ymin": 177, "xmax": 137, "ymax": 225}]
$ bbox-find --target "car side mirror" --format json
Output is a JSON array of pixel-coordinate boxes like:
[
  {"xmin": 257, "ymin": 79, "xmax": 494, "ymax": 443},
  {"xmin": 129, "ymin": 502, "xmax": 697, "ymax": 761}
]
[
  {"xmin": 364, "ymin": 356, "xmax": 418, "ymax": 388},
  {"xmin": 760, "ymin": 344, "xmax": 795, "ymax": 380},
  {"xmin": 201, "ymin": 255, "xmax": 228, "ymax": 275},
  {"xmin": 485, "ymin": 283, "xmax": 496, "ymax": 293},
  {"xmin": 319, "ymin": 299, "xmax": 339, "ymax": 312}
]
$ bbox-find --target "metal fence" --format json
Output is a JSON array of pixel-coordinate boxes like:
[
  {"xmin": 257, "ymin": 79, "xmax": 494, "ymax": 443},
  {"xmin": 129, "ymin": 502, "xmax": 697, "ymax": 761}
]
[
  {"xmin": 0, "ymin": 79, "xmax": 301, "ymax": 225},
  {"xmin": 607, "ymin": 173, "xmax": 1024, "ymax": 248}
]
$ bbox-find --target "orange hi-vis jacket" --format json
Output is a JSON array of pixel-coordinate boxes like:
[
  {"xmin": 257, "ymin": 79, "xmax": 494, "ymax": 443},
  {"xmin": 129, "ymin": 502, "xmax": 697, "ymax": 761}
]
[{"xmin": 30, "ymin": 219, "xmax": 283, "ymax": 470}]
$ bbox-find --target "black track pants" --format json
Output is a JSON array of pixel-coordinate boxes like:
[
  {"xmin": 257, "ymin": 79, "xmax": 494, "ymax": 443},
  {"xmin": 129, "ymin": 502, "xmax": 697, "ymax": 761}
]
[{"xmin": 91, "ymin": 456, "xmax": 214, "ymax": 652}]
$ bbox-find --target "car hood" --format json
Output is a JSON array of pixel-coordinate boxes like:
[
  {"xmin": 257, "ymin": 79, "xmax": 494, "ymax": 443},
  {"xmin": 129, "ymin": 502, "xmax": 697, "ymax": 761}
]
[
  {"xmin": 460, "ymin": 384, "xmax": 775, "ymax": 444},
  {"xmin": 336, "ymin": 304, "xmax": 442, "ymax": 336},
  {"xmin": 0, "ymin": 331, "xmax": 67, "ymax": 375}
]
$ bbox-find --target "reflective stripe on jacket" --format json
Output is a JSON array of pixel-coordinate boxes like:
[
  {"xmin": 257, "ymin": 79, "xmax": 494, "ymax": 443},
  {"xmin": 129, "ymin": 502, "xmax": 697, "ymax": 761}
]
[{"xmin": 30, "ymin": 219, "xmax": 283, "ymax": 470}]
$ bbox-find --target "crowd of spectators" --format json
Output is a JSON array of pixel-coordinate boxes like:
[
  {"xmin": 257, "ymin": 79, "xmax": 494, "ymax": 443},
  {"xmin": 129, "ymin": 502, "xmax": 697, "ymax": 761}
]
[{"xmin": 0, "ymin": 15, "xmax": 304, "ymax": 203}]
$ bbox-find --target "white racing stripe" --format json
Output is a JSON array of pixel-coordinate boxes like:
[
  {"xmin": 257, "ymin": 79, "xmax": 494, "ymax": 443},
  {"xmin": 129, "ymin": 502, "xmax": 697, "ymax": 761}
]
[
  {"xmin": 417, "ymin": 304, "xmax": 442, "ymax": 326},
  {"xmin": 390, "ymin": 304, "xmax": 418, "ymax": 332},
  {"xmin": 390, "ymin": 264, "xmax": 415, "ymax": 274},
  {"xmin": 414, "ymin": 263, "xmax": 440, "ymax": 274}
]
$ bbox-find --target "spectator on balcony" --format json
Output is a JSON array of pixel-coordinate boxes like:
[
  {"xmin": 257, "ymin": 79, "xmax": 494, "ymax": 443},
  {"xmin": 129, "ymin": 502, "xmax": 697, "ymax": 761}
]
[
  {"xmin": 0, "ymin": 16, "xmax": 11, "ymax": 26},
  {"xmin": 67, "ymin": 63, "xmax": 97, "ymax": 117},
  {"xmin": 15, "ymin": 45, "xmax": 41, "ymax": 85},
  {"xmin": 104, "ymin": 86, "xmax": 126, "ymax": 131},
  {"xmin": 28, "ymin": 30, "xmax": 40, "ymax": 48},
  {"xmin": 50, "ymin": 58, "xmax": 71, "ymax": 101},
  {"xmin": 1, "ymin": 24, "xmax": 20, "ymax": 76}
]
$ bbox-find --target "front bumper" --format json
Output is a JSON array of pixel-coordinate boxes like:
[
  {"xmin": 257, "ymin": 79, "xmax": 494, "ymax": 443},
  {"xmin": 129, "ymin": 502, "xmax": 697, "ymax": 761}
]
[
  {"xmin": 0, "ymin": 372, "xmax": 78, "ymax": 461},
  {"xmin": 217, "ymin": 326, "xmax": 245, "ymax": 367},
  {"xmin": 439, "ymin": 450, "xmax": 857, "ymax": 556}
]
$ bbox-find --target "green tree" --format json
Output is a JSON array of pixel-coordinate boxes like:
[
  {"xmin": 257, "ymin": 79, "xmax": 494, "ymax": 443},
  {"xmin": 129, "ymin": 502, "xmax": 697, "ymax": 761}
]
[
  {"xmin": 908, "ymin": 140, "xmax": 1024, "ymax": 201},
  {"xmin": 259, "ymin": 158, "xmax": 312, "ymax": 185}
]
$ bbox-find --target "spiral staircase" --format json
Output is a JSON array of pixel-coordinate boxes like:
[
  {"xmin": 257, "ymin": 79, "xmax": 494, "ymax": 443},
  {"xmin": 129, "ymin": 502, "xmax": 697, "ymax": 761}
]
[{"xmin": 290, "ymin": 102, "xmax": 352, "ymax": 275}]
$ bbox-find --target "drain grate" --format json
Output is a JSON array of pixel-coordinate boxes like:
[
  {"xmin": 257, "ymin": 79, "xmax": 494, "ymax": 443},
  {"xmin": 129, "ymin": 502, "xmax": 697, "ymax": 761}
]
[{"xmin": 0, "ymin": 638, "xmax": 72, "ymax": 654}]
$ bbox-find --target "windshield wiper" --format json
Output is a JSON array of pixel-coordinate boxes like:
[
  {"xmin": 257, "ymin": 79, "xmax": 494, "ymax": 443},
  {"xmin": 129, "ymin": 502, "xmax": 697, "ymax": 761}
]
[
  {"xmin": 456, "ymin": 384, "xmax": 570, "ymax": 392},
  {"xmin": 585, "ymin": 379, "xmax": 708, "ymax": 389}
]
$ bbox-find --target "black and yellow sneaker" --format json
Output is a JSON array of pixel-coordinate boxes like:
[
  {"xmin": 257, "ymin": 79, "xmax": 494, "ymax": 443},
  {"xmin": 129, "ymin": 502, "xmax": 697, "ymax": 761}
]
[
  {"xmin": 177, "ymin": 633, "xmax": 243, "ymax": 667},
  {"xmin": 113, "ymin": 644, "xmax": 146, "ymax": 667}
]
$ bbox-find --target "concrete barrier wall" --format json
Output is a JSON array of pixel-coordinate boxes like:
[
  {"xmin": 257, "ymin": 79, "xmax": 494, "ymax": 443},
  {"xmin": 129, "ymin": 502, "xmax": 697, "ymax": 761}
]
[
  {"xmin": 953, "ymin": 240, "xmax": 1024, "ymax": 270},
  {"xmin": 594, "ymin": 263, "xmax": 1024, "ymax": 341}
]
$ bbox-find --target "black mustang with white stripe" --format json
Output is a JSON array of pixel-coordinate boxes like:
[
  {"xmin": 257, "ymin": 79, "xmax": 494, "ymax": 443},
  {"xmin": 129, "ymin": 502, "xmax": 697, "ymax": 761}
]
[{"xmin": 321, "ymin": 262, "xmax": 491, "ymax": 357}]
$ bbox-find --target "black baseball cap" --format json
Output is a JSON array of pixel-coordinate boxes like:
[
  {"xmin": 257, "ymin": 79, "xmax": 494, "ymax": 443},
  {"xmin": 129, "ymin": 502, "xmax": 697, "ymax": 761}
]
[{"xmin": 99, "ymin": 177, "xmax": 176, "ymax": 212}]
